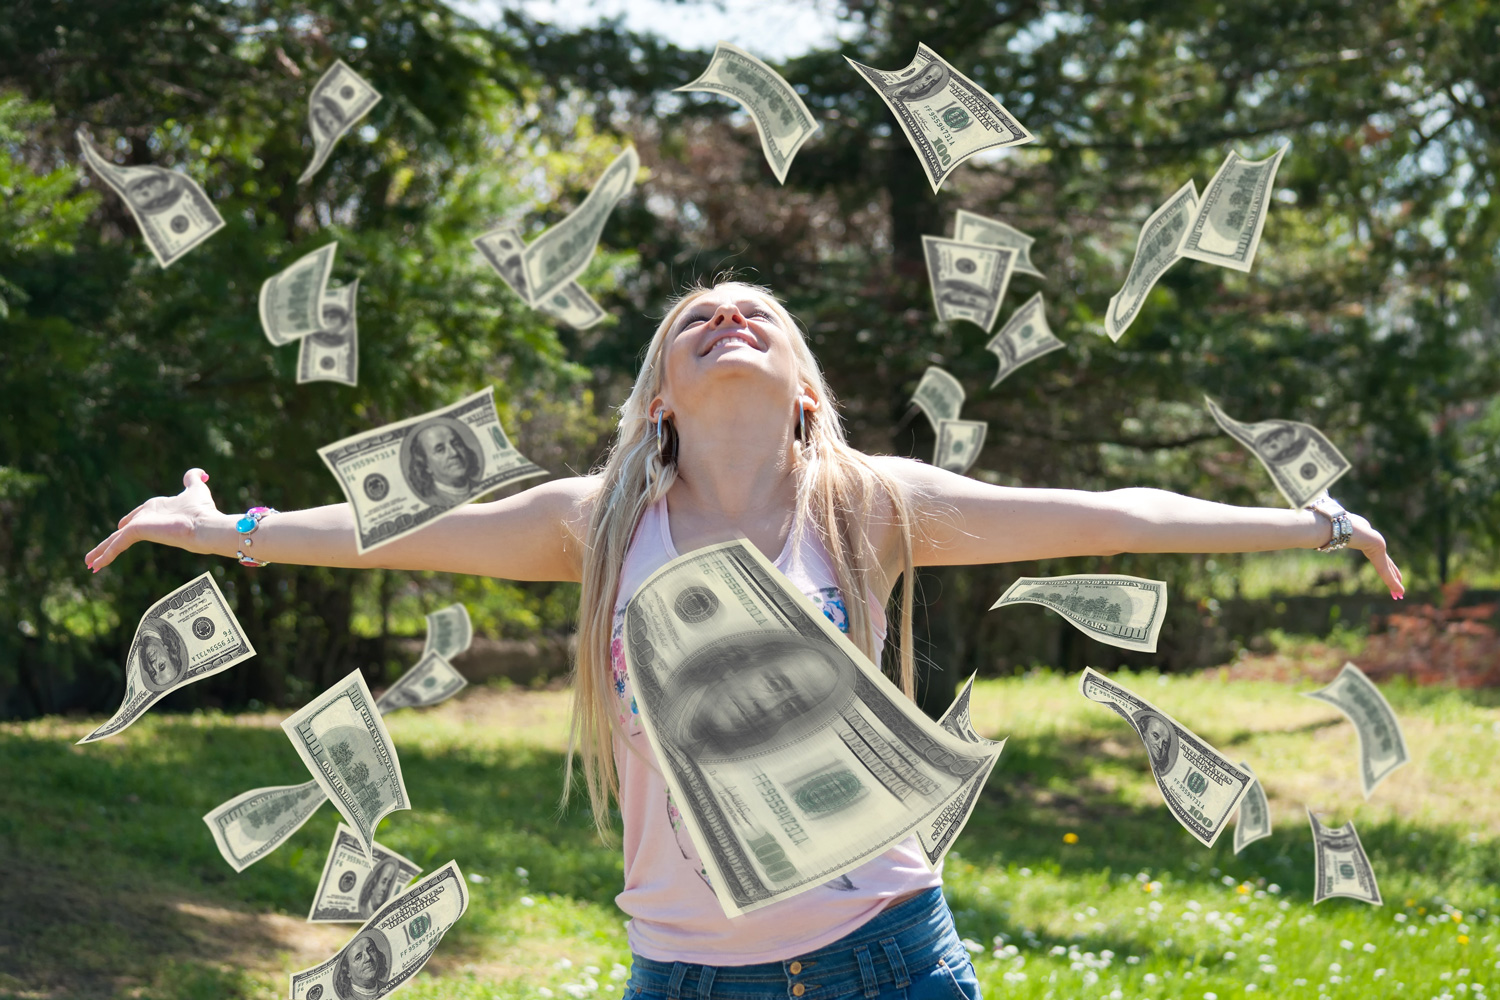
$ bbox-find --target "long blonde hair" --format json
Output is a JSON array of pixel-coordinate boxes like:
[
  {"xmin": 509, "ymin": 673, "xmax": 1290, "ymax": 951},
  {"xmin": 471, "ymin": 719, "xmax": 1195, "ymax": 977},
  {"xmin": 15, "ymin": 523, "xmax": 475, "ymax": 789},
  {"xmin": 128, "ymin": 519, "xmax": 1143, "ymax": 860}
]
[{"xmin": 566, "ymin": 281, "xmax": 918, "ymax": 838}]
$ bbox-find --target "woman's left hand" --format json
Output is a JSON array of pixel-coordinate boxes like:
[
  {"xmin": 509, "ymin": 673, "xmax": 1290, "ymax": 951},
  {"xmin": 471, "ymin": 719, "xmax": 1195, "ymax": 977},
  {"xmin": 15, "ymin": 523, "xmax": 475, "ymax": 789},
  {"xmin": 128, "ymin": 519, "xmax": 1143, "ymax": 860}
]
[{"xmin": 1348, "ymin": 512, "xmax": 1404, "ymax": 600}]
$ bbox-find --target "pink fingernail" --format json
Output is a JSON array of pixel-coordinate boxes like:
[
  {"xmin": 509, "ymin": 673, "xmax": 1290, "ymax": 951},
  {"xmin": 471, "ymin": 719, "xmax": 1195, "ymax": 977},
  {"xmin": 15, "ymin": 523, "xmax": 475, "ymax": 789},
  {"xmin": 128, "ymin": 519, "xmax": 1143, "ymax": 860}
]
[{"xmin": 202, "ymin": 473, "xmax": 209, "ymax": 482}]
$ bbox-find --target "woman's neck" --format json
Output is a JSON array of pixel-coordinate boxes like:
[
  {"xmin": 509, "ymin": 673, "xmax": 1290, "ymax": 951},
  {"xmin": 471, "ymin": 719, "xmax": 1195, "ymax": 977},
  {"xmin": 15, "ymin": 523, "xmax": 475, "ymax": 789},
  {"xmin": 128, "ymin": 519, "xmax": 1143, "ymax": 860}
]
[{"xmin": 666, "ymin": 402, "xmax": 800, "ymax": 555}]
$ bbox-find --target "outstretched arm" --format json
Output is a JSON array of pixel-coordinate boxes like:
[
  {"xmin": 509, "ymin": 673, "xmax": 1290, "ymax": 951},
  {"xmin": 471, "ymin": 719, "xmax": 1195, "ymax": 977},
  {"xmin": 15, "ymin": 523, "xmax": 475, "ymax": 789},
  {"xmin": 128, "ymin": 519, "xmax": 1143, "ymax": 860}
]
[
  {"xmin": 85, "ymin": 468, "xmax": 595, "ymax": 583},
  {"xmin": 880, "ymin": 459, "xmax": 1404, "ymax": 599}
]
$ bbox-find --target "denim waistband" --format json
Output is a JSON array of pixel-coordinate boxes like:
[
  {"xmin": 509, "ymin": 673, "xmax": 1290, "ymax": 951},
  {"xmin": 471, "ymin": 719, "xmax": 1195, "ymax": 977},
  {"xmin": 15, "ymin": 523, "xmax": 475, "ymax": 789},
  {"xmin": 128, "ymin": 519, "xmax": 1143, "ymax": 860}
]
[{"xmin": 627, "ymin": 887, "xmax": 962, "ymax": 1000}]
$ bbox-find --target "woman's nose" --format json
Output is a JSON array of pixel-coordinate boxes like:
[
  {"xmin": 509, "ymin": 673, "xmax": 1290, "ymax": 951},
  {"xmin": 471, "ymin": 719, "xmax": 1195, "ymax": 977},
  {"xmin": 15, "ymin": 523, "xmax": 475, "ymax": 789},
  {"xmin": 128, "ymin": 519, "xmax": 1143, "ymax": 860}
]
[{"xmin": 708, "ymin": 303, "xmax": 744, "ymax": 327}]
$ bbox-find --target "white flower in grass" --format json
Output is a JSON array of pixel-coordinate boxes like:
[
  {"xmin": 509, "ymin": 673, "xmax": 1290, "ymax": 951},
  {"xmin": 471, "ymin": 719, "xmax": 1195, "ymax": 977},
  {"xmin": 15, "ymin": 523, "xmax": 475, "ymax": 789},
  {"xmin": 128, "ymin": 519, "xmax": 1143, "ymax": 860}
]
[
  {"xmin": 1205, "ymin": 993, "xmax": 1219, "ymax": 999},
  {"xmin": 520, "ymin": 896, "xmax": 536, "ymax": 907},
  {"xmin": 1374, "ymin": 969, "xmax": 1386, "ymax": 978},
  {"xmin": 467, "ymin": 872, "xmax": 489, "ymax": 883},
  {"xmin": 585, "ymin": 966, "xmax": 600, "ymax": 976},
  {"xmin": 961, "ymin": 938, "xmax": 983, "ymax": 954},
  {"xmin": 1267, "ymin": 884, "xmax": 1281, "ymax": 894},
  {"xmin": 1293, "ymin": 979, "xmax": 1307, "ymax": 986},
  {"xmin": 1363, "ymin": 942, "xmax": 1377, "ymax": 953},
  {"xmin": 1127, "ymin": 955, "xmax": 1140, "ymax": 964},
  {"xmin": 1340, "ymin": 939, "xmax": 1354, "ymax": 950},
  {"xmin": 1144, "ymin": 974, "xmax": 1159, "ymax": 985},
  {"xmin": 1246, "ymin": 985, "xmax": 1258, "ymax": 992},
  {"xmin": 611, "ymin": 965, "xmax": 628, "ymax": 981},
  {"xmin": 538, "ymin": 990, "xmax": 554, "ymax": 998},
  {"xmin": 556, "ymin": 959, "xmax": 573, "ymax": 969},
  {"xmin": 1224, "ymin": 951, "xmax": 1236, "ymax": 960},
  {"xmin": 1395, "ymin": 913, "xmax": 1408, "ymax": 922},
  {"xmin": 1260, "ymin": 963, "xmax": 1277, "ymax": 973},
  {"xmin": 1329, "ymin": 962, "xmax": 1342, "ymax": 973}
]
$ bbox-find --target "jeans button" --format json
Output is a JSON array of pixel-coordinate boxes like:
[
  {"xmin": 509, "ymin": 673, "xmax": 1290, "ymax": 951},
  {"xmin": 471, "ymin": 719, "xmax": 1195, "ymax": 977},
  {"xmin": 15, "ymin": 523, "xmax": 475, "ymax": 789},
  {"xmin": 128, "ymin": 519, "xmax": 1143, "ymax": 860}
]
[
  {"xmin": 792, "ymin": 985, "xmax": 806, "ymax": 997},
  {"xmin": 789, "ymin": 962, "xmax": 802, "ymax": 975}
]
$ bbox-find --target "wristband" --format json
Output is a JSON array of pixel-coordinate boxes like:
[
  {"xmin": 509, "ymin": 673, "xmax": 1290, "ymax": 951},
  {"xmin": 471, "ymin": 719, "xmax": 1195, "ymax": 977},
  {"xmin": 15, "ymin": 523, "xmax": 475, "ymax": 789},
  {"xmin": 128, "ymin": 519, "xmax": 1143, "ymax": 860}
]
[
  {"xmin": 1305, "ymin": 494, "xmax": 1353, "ymax": 553},
  {"xmin": 235, "ymin": 506, "xmax": 278, "ymax": 567}
]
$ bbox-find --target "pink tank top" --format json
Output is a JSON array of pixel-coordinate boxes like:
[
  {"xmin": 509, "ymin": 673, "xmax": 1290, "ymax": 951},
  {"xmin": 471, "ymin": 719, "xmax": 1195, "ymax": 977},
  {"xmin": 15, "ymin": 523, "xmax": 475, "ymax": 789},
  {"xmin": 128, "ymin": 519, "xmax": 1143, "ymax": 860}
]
[{"xmin": 608, "ymin": 497, "xmax": 942, "ymax": 964}]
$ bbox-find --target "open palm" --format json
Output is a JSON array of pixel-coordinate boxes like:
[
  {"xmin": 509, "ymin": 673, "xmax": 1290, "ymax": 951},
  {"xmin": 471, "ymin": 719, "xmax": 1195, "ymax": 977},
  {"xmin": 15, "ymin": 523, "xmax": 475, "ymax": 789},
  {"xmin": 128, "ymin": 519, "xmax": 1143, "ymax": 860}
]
[{"xmin": 85, "ymin": 469, "xmax": 220, "ymax": 572}]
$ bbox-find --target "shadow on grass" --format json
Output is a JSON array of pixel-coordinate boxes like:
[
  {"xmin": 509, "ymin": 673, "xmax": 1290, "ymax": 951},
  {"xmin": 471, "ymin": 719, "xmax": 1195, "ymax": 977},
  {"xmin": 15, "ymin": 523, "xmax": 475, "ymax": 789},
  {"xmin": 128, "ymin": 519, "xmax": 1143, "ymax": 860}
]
[
  {"xmin": 2, "ymin": 721, "xmax": 1494, "ymax": 997},
  {"xmin": 0, "ymin": 723, "xmax": 620, "ymax": 999}
]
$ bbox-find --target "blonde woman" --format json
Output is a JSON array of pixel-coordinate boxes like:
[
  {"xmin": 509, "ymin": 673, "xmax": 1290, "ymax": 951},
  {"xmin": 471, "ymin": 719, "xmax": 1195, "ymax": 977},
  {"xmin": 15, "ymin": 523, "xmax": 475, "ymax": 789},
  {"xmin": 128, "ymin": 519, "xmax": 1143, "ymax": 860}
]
[{"xmin": 87, "ymin": 281, "xmax": 1404, "ymax": 997}]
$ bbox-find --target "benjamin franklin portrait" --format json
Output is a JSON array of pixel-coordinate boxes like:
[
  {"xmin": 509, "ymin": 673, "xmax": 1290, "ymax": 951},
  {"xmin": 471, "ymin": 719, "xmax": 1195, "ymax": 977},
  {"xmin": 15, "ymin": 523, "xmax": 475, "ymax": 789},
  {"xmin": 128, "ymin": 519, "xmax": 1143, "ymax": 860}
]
[
  {"xmin": 358, "ymin": 859, "xmax": 403, "ymax": 917},
  {"xmin": 657, "ymin": 633, "xmax": 855, "ymax": 759},
  {"xmin": 1253, "ymin": 422, "xmax": 1310, "ymax": 466},
  {"xmin": 124, "ymin": 168, "xmax": 185, "ymax": 215},
  {"xmin": 311, "ymin": 300, "xmax": 352, "ymax": 348},
  {"xmin": 399, "ymin": 417, "xmax": 485, "ymax": 507},
  {"xmin": 1132, "ymin": 708, "xmax": 1179, "ymax": 775},
  {"xmin": 891, "ymin": 60, "xmax": 950, "ymax": 102},
  {"xmin": 311, "ymin": 98, "xmax": 347, "ymax": 139},
  {"xmin": 134, "ymin": 619, "xmax": 188, "ymax": 693},
  {"xmin": 333, "ymin": 927, "xmax": 391, "ymax": 999}
]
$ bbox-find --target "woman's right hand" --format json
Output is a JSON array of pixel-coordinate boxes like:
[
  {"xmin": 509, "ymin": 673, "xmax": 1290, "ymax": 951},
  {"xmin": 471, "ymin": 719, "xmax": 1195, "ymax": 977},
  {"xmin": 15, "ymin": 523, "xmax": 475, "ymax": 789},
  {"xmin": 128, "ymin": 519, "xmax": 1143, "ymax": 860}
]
[{"xmin": 86, "ymin": 468, "xmax": 223, "ymax": 572}]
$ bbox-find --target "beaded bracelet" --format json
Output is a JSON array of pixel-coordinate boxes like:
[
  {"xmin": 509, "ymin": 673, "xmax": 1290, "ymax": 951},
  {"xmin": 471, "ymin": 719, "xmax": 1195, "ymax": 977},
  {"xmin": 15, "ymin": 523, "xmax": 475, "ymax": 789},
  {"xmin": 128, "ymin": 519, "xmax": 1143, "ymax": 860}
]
[{"xmin": 235, "ymin": 506, "xmax": 278, "ymax": 567}]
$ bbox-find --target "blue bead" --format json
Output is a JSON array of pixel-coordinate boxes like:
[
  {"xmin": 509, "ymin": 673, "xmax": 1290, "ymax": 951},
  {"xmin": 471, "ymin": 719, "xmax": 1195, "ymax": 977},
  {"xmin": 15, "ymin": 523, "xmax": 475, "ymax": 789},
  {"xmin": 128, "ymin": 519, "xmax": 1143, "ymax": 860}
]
[{"xmin": 235, "ymin": 516, "xmax": 257, "ymax": 533}]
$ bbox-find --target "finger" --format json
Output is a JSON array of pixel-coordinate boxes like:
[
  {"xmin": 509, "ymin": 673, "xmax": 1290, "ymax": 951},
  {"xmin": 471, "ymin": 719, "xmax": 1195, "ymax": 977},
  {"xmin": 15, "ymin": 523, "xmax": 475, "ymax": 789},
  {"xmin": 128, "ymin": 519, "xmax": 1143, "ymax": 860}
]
[
  {"xmin": 182, "ymin": 468, "xmax": 212, "ymax": 500},
  {"xmin": 86, "ymin": 529, "xmax": 127, "ymax": 571},
  {"xmin": 1370, "ymin": 550, "xmax": 1404, "ymax": 599}
]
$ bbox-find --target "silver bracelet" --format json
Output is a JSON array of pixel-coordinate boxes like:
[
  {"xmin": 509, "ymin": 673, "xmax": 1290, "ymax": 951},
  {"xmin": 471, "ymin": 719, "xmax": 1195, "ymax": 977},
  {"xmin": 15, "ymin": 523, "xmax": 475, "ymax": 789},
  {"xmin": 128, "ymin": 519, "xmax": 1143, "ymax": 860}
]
[{"xmin": 1305, "ymin": 494, "xmax": 1353, "ymax": 552}]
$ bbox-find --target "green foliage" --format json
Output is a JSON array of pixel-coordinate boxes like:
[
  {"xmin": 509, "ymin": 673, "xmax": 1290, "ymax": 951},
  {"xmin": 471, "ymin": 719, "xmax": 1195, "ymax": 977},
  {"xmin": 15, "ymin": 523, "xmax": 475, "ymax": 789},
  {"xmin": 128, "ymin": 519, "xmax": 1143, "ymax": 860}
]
[
  {"xmin": 0, "ymin": 2, "xmax": 611, "ymax": 715},
  {"xmin": 5, "ymin": 0, "xmax": 1500, "ymax": 717}
]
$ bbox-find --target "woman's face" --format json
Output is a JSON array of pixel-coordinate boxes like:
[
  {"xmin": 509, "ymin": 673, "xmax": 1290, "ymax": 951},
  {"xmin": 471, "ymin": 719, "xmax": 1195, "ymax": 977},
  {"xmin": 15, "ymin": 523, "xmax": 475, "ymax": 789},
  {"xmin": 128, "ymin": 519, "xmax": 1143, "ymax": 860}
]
[{"xmin": 657, "ymin": 285, "xmax": 803, "ymax": 416}]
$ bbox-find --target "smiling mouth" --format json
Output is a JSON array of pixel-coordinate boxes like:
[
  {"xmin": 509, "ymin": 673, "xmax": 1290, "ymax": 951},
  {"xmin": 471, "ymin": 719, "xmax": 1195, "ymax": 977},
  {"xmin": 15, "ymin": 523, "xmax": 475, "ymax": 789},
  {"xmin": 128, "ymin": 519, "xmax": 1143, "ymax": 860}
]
[{"xmin": 702, "ymin": 332, "xmax": 759, "ymax": 356}]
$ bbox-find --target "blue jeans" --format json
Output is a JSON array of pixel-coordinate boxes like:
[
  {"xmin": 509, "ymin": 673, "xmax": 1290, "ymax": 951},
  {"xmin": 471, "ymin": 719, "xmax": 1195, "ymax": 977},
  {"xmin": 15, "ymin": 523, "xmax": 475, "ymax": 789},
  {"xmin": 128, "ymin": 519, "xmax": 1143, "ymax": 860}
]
[{"xmin": 625, "ymin": 888, "xmax": 981, "ymax": 1000}]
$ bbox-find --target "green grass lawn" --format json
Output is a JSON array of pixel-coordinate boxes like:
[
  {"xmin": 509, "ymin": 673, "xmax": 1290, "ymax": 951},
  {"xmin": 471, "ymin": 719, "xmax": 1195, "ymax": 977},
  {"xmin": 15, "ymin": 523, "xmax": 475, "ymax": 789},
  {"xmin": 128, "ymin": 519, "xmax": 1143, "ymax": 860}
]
[{"xmin": 1, "ymin": 664, "xmax": 1496, "ymax": 1000}]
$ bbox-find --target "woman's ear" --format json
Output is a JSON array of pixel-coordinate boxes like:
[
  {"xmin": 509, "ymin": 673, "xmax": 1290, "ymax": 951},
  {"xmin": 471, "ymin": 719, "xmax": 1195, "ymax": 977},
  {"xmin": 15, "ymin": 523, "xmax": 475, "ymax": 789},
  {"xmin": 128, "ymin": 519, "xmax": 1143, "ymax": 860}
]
[{"xmin": 796, "ymin": 387, "xmax": 821, "ymax": 415}]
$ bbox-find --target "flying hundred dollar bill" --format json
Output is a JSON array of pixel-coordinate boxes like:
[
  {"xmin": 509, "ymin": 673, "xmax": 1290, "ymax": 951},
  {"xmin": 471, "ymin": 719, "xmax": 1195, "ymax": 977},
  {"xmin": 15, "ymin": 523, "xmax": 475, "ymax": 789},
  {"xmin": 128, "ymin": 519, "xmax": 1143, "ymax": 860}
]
[
  {"xmin": 991, "ymin": 575, "xmax": 1167, "ymax": 653},
  {"xmin": 677, "ymin": 42, "xmax": 819, "ymax": 184},
  {"xmin": 934, "ymin": 418, "xmax": 986, "ymax": 475},
  {"xmin": 624, "ymin": 540, "xmax": 1003, "ymax": 916},
  {"xmin": 846, "ymin": 44, "xmax": 1033, "ymax": 192},
  {"xmin": 260, "ymin": 242, "xmax": 338, "ymax": 346},
  {"xmin": 1080, "ymin": 668, "xmax": 1253, "ymax": 848},
  {"xmin": 987, "ymin": 292, "xmax": 1064, "ymax": 387},
  {"xmin": 522, "ymin": 146, "xmax": 639, "ymax": 305},
  {"xmin": 1204, "ymin": 396, "xmax": 1350, "ymax": 509},
  {"xmin": 79, "ymin": 573, "xmax": 256, "ymax": 744},
  {"xmin": 289, "ymin": 860, "xmax": 470, "ymax": 999},
  {"xmin": 1305, "ymin": 662, "xmax": 1410, "ymax": 798},
  {"xmin": 317, "ymin": 386, "xmax": 546, "ymax": 554},
  {"xmin": 376, "ymin": 652, "xmax": 467, "ymax": 714},
  {"xmin": 308, "ymin": 823, "xmax": 422, "ymax": 923},
  {"xmin": 297, "ymin": 280, "xmax": 359, "ymax": 386},
  {"xmin": 76, "ymin": 129, "xmax": 225, "ymax": 268},
  {"xmin": 282, "ymin": 670, "xmax": 410, "ymax": 858},
  {"xmin": 421, "ymin": 603, "xmax": 473, "ymax": 660},
  {"xmin": 953, "ymin": 210, "xmax": 1044, "ymax": 278},
  {"xmin": 910, "ymin": 366, "xmax": 965, "ymax": 428},
  {"xmin": 1104, "ymin": 179, "xmax": 1198, "ymax": 342},
  {"xmin": 204, "ymin": 779, "xmax": 327, "ymax": 872},
  {"xmin": 1232, "ymin": 763, "xmax": 1273, "ymax": 854},
  {"xmin": 922, "ymin": 236, "xmax": 1015, "ymax": 331},
  {"xmin": 1308, "ymin": 809, "xmax": 1382, "ymax": 905},
  {"xmin": 1176, "ymin": 145, "xmax": 1289, "ymax": 272},
  {"xmin": 472, "ymin": 226, "xmax": 607, "ymax": 329},
  {"xmin": 923, "ymin": 674, "xmax": 1005, "ymax": 866},
  {"xmin": 299, "ymin": 59, "xmax": 383, "ymax": 184}
]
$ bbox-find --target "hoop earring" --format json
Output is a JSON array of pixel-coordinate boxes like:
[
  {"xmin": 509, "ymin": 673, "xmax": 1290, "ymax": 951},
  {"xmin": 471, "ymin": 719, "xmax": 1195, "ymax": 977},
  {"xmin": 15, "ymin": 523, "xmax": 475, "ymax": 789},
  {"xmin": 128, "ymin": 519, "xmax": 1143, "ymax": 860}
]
[
  {"xmin": 656, "ymin": 410, "xmax": 664, "ymax": 452},
  {"xmin": 797, "ymin": 402, "xmax": 806, "ymax": 442}
]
